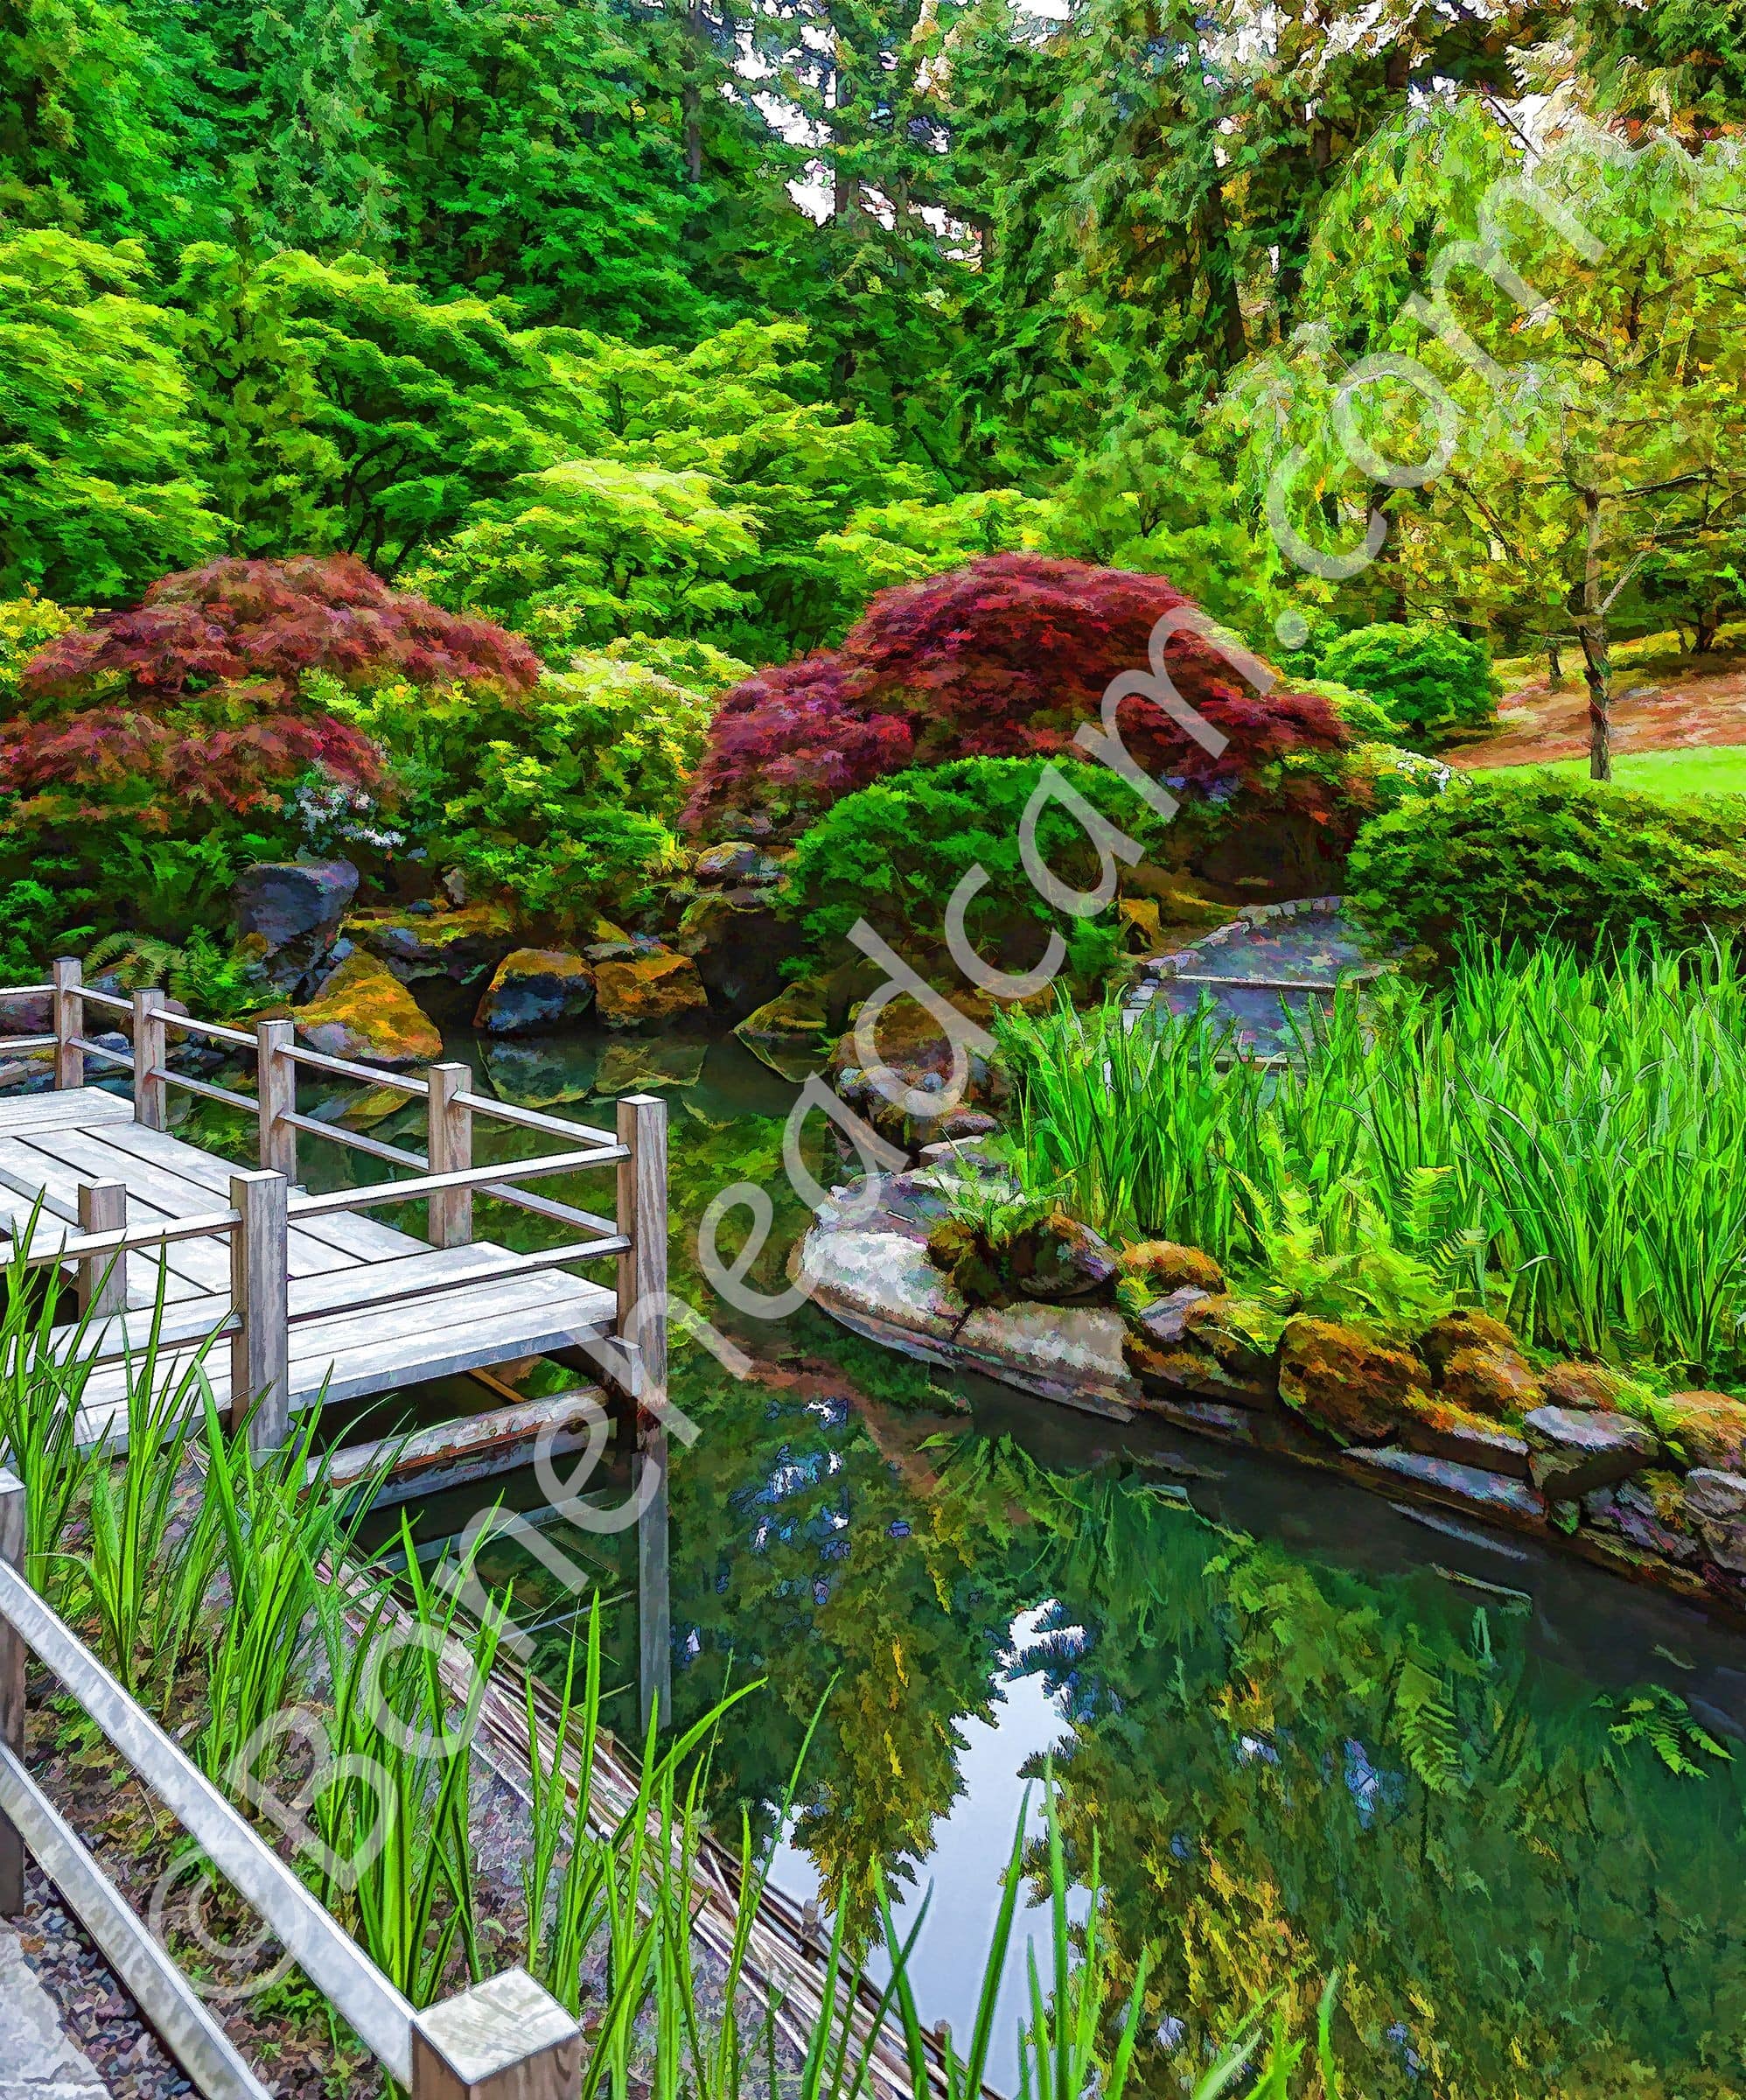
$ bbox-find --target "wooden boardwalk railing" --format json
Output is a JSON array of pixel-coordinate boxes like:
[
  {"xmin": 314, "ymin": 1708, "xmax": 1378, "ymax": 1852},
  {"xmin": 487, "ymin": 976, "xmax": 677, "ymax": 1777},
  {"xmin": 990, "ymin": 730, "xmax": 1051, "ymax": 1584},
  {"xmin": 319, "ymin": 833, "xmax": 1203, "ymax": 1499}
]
[{"xmin": 0, "ymin": 1468, "xmax": 583, "ymax": 2100}]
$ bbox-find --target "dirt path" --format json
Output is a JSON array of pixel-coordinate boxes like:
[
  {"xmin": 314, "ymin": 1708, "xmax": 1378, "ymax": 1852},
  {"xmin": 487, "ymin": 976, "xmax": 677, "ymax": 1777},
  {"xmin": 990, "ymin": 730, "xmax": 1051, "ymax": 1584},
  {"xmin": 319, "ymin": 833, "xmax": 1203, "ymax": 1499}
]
[{"xmin": 1447, "ymin": 651, "xmax": 1746, "ymax": 768}]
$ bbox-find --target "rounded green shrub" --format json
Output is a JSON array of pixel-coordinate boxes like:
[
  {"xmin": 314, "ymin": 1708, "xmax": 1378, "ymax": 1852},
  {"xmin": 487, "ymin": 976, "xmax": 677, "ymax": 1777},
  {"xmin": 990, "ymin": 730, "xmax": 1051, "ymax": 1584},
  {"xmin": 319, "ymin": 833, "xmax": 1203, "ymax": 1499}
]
[
  {"xmin": 784, "ymin": 756, "xmax": 1174, "ymax": 975},
  {"xmin": 1317, "ymin": 622, "xmax": 1500, "ymax": 745},
  {"xmin": 1347, "ymin": 772, "xmax": 1746, "ymax": 962}
]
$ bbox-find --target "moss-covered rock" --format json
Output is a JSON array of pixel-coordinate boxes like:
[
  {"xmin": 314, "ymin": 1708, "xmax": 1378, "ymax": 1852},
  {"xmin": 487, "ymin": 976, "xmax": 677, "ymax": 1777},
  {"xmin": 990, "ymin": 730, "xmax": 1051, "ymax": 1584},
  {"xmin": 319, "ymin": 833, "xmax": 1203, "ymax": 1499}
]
[
  {"xmin": 1128, "ymin": 1293, "xmax": 1279, "ymax": 1408},
  {"xmin": 296, "ymin": 950, "xmax": 442, "ymax": 1069},
  {"xmin": 349, "ymin": 900, "xmax": 516, "ymax": 987},
  {"xmin": 926, "ymin": 1208, "xmax": 1118, "ymax": 1308},
  {"xmin": 1540, "ymin": 1362, "xmax": 1636, "ymax": 1412},
  {"xmin": 1439, "ymin": 1342, "xmax": 1543, "ymax": 1419},
  {"xmin": 736, "ymin": 978, "xmax": 834, "ymax": 1080},
  {"xmin": 594, "ymin": 948, "xmax": 709, "ymax": 1031},
  {"xmin": 473, "ymin": 948, "xmax": 597, "ymax": 1035},
  {"xmin": 1397, "ymin": 1391, "xmax": 1532, "ymax": 1479},
  {"xmin": 1661, "ymin": 1390, "xmax": 1746, "ymax": 1474},
  {"xmin": 1005, "ymin": 1211, "xmax": 1120, "ymax": 1303},
  {"xmin": 926, "ymin": 1217, "xmax": 1009, "ymax": 1307},
  {"xmin": 1279, "ymin": 1316, "xmax": 1429, "ymax": 1443},
  {"xmin": 1419, "ymin": 1307, "xmax": 1521, "ymax": 1382},
  {"xmin": 1118, "ymin": 1240, "xmax": 1226, "ymax": 1298}
]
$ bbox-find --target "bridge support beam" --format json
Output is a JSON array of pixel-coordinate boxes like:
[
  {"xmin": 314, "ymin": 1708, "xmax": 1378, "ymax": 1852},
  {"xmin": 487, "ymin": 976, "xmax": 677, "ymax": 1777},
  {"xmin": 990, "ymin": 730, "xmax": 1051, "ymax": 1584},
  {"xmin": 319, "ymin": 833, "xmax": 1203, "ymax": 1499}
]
[{"xmin": 616, "ymin": 1095, "xmax": 669, "ymax": 1737}]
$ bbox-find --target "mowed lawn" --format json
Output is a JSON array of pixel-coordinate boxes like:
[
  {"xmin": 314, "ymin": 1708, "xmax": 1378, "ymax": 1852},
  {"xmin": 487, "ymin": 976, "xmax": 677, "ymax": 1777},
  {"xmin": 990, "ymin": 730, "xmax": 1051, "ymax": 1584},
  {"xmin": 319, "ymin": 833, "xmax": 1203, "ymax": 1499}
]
[{"xmin": 1469, "ymin": 745, "xmax": 1746, "ymax": 799}]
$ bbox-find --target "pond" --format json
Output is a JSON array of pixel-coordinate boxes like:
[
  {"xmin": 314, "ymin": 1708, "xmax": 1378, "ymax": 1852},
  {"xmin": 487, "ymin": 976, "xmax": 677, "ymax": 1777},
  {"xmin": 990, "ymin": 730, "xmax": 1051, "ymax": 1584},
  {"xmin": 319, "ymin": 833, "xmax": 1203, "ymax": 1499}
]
[{"xmin": 281, "ymin": 1028, "xmax": 1746, "ymax": 2097}]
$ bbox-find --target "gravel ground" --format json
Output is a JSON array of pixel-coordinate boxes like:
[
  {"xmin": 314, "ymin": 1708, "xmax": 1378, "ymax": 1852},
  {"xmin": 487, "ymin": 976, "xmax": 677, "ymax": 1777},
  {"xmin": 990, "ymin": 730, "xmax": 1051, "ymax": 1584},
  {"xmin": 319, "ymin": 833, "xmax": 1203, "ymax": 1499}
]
[{"xmin": 14, "ymin": 1865, "xmax": 190, "ymax": 2100}]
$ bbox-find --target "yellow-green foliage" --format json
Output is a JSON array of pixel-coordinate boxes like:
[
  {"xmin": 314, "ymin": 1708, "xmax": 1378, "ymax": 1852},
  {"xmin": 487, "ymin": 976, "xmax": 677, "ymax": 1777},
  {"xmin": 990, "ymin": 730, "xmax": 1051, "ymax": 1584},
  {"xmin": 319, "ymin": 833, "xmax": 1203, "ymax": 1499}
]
[{"xmin": 0, "ymin": 592, "xmax": 83, "ymax": 706}]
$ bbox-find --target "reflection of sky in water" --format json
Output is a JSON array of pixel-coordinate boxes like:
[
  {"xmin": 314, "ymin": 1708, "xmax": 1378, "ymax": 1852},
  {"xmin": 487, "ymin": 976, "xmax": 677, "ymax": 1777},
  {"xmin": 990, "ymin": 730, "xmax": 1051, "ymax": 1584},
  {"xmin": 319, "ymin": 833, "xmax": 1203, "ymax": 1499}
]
[{"xmin": 766, "ymin": 1606, "xmax": 1091, "ymax": 2092}]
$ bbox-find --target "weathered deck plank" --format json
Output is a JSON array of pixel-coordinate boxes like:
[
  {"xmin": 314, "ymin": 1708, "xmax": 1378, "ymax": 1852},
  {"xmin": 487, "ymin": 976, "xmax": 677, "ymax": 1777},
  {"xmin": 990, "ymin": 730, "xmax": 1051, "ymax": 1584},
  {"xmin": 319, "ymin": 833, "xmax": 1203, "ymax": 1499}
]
[
  {"xmin": 96, "ymin": 1121, "xmax": 422, "ymax": 1264},
  {"xmin": 0, "ymin": 1082, "xmax": 620, "ymax": 1446},
  {"xmin": 73, "ymin": 1269, "xmax": 615, "ymax": 1436},
  {"xmin": 0, "ymin": 1087, "xmax": 132, "ymax": 1138}
]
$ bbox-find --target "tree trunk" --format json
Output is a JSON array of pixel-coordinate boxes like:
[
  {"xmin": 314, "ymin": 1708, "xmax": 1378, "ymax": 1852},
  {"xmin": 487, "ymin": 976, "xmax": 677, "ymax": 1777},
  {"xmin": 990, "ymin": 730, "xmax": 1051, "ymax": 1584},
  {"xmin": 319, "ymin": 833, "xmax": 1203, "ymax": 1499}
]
[
  {"xmin": 1198, "ymin": 176, "xmax": 1247, "ymax": 370},
  {"xmin": 684, "ymin": 0, "xmax": 705, "ymax": 182},
  {"xmin": 1576, "ymin": 488, "xmax": 1612, "ymax": 782},
  {"xmin": 1694, "ymin": 604, "xmax": 1721, "ymax": 654},
  {"xmin": 1547, "ymin": 637, "xmax": 1563, "ymax": 689}
]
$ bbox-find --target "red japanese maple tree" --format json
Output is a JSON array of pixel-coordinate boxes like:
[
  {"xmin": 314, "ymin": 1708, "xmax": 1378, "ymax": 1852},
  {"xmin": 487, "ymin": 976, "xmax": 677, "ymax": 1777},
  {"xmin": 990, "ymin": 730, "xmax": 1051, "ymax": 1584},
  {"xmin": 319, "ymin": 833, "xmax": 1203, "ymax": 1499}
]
[
  {"xmin": 685, "ymin": 555, "xmax": 1347, "ymax": 836},
  {"xmin": 8, "ymin": 556, "xmax": 539, "ymax": 830}
]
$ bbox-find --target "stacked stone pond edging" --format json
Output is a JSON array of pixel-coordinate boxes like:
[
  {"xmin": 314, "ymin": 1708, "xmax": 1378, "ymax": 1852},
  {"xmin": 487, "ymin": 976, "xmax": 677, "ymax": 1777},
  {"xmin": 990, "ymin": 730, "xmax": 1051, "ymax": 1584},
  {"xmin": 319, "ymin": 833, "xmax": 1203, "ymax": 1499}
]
[{"xmin": 798, "ymin": 1161, "xmax": 1746, "ymax": 1614}]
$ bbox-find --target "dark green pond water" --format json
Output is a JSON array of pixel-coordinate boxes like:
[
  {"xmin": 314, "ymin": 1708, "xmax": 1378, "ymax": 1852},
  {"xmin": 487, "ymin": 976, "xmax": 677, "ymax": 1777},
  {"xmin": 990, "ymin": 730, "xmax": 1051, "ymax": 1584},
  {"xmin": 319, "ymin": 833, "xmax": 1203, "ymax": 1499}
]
[{"xmin": 192, "ymin": 1030, "xmax": 1746, "ymax": 2096}]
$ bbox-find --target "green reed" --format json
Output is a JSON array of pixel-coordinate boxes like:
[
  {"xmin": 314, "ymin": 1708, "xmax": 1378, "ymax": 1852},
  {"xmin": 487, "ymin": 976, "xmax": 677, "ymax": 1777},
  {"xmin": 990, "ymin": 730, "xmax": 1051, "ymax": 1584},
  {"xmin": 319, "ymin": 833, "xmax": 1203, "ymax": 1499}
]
[
  {"xmin": 197, "ymin": 1382, "xmax": 395, "ymax": 1791},
  {"xmin": 997, "ymin": 940, "xmax": 1746, "ymax": 1378},
  {"xmin": 78, "ymin": 1297, "xmax": 229, "ymax": 1701},
  {"xmin": 312, "ymin": 1523, "xmax": 505, "ymax": 2007},
  {"xmin": 0, "ymin": 1217, "xmax": 106, "ymax": 1599}
]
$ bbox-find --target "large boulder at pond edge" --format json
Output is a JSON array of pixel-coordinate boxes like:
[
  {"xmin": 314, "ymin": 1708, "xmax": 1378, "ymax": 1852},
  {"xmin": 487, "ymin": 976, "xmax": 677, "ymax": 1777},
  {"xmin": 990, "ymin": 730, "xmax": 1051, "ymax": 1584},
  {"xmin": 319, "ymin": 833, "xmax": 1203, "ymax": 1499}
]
[
  {"xmin": 670, "ymin": 890, "xmax": 800, "ymax": 1018},
  {"xmin": 474, "ymin": 949, "xmax": 597, "ymax": 1036},
  {"xmin": 1682, "ymin": 1469, "xmax": 1746, "ymax": 1573},
  {"xmin": 1523, "ymin": 1405, "xmax": 1659, "ymax": 1499},
  {"xmin": 736, "ymin": 978, "xmax": 833, "ymax": 1080},
  {"xmin": 1661, "ymin": 1391, "xmax": 1746, "ymax": 1474},
  {"xmin": 1278, "ymin": 1316, "xmax": 1430, "ymax": 1443},
  {"xmin": 295, "ymin": 950, "xmax": 441, "ymax": 1069},
  {"xmin": 593, "ymin": 948, "xmax": 709, "ymax": 1032},
  {"xmin": 350, "ymin": 901, "xmax": 515, "ymax": 988},
  {"xmin": 234, "ymin": 860, "xmax": 359, "ymax": 950}
]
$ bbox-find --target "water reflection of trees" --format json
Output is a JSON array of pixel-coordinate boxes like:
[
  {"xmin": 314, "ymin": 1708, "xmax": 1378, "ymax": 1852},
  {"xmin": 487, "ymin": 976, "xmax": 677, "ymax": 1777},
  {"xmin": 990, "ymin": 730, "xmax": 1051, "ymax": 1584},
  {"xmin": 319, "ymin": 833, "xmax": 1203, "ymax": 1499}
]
[
  {"xmin": 954, "ymin": 1442, "xmax": 1746, "ymax": 2099},
  {"xmin": 667, "ymin": 1395, "xmax": 1746, "ymax": 2096},
  {"xmin": 666, "ymin": 1382, "xmax": 1032, "ymax": 1922}
]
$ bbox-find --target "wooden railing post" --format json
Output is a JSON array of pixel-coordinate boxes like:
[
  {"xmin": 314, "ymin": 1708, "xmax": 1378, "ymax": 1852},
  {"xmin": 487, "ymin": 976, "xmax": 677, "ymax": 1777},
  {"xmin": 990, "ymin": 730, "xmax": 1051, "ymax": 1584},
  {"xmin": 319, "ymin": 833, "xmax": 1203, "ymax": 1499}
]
[
  {"xmin": 132, "ymin": 988, "xmax": 167, "ymax": 1130},
  {"xmin": 229, "ymin": 1170, "xmax": 290, "ymax": 1452},
  {"xmin": 255, "ymin": 1018, "xmax": 297, "ymax": 1183},
  {"xmin": 0, "ymin": 1468, "xmax": 23, "ymax": 1915},
  {"xmin": 616, "ymin": 1094, "xmax": 669, "ymax": 1735},
  {"xmin": 411, "ymin": 1969, "xmax": 582, "ymax": 2100},
  {"xmin": 75, "ymin": 1181, "xmax": 128, "ymax": 1321},
  {"xmin": 51, "ymin": 956, "xmax": 82, "ymax": 1091},
  {"xmin": 426, "ymin": 1062, "xmax": 473, "ymax": 1249}
]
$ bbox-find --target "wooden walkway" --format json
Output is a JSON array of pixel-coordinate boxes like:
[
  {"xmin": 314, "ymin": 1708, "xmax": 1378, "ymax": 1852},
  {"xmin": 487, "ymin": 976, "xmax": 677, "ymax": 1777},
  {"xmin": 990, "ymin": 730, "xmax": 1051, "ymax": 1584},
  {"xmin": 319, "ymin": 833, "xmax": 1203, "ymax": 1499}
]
[
  {"xmin": 0, "ymin": 963, "xmax": 667, "ymax": 1474},
  {"xmin": 0, "ymin": 1085, "xmax": 618, "ymax": 1438}
]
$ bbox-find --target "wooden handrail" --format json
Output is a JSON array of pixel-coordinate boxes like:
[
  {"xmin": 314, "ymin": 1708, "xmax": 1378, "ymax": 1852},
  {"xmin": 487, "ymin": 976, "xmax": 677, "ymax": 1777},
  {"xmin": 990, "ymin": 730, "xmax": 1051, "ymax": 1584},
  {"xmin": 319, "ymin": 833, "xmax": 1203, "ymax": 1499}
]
[
  {"xmin": 280, "ymin": 1110, "xmax": 428, "ymax": 1172},
  {"xmin": 3, "ymin": 1207, "xmax": 242, "ymax": 1269},
  {"xmin": 454, "ymin": 1088, "xmax": 618, "ymax": 1150},
  {"xmin": 280, "ymin": 1041, "xmax": 431, "ymax": 1094},
  {"xmin": 287, "ymin": 1145, "xmax": 627, "ymax": 1220},
  {"xmin": 68, "ymin": 1034, "xmax": 132, "ymax": 1068},
  {"xmin": 73, "ymin": 986, "xmax": 132, "ymax": 1015},
  {"xmin": 0, "ymin": 1473, "xmax": 582, "ymax": 2097},
  {"xmin": 149, "ymin": 1065, "xmax": 257, "ymax": 1113},
  {"xmin": 283, "ymin": 1236, "xmax": 627, "ymax": 1330}
]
